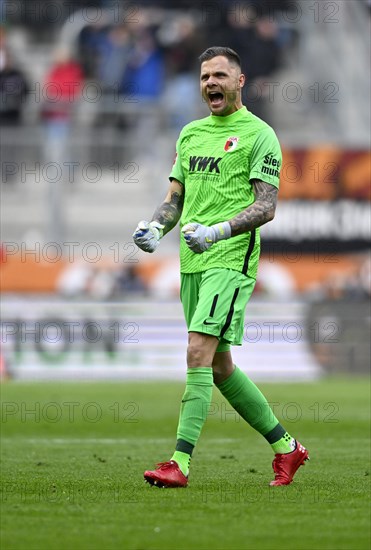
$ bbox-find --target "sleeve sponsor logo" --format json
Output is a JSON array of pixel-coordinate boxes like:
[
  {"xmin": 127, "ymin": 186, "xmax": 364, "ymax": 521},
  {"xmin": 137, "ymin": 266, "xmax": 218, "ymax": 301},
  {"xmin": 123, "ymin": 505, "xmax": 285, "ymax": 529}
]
[{"xmin": 262, "ymin": 155, "xmax": 281, "ymax": 178}]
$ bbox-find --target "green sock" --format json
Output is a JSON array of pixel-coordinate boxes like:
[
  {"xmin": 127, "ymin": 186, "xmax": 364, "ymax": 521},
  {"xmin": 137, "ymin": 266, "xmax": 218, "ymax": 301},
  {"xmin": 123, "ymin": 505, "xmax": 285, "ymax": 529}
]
[
  {"xmin": 171, "ymin": 450, "xmax": 191, "ymax": 476},
  {"xmin": 216, "ymin": 366, "xmax": 280, "ymax": 435},
  {"xmin": 269, "ymin": 430, "xmax": 296, "ymax": 454},
  {"xmin": 217, "ymin": 367, "xmax": 296, "ymax": 454},
  {"xmin": 174, "ymin": 367, "xmax": 213, "ymax": 474}
]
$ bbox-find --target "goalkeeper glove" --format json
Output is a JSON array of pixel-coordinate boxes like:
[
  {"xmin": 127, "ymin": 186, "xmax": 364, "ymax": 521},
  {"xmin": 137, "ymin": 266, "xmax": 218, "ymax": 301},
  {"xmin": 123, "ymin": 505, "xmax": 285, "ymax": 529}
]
[
  {"xmin": 182, "ymin": 221, "xmax": 231, "ymax": 254},
  {"xmin": 133, "ymin": 220, "xmax": 164, "ymax": 253}
]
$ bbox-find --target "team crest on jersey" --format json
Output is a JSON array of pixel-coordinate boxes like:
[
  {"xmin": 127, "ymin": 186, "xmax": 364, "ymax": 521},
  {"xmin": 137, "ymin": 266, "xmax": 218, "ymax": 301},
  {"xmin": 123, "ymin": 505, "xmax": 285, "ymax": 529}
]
[{"xmin": 224, "ymin": 137, "xmax": 239, "ymax": 152}]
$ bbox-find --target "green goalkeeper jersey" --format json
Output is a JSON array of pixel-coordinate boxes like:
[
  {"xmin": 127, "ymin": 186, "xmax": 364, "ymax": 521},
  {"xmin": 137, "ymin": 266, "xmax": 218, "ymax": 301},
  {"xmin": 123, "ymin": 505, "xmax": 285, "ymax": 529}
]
[{"xmin": 169, "ymin": 106, "xmax": 282, "ymax": 278}]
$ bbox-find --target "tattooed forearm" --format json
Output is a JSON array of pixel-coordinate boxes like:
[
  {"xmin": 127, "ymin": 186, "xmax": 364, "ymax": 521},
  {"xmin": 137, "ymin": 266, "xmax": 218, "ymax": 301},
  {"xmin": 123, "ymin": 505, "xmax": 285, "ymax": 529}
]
[
  {"xmin": 152, "ymin": 191, "xmax": 184, "ymax": 235},
  {"xmin": 229, "ymin": 180, "xmax": 278, "ymax": 236}
]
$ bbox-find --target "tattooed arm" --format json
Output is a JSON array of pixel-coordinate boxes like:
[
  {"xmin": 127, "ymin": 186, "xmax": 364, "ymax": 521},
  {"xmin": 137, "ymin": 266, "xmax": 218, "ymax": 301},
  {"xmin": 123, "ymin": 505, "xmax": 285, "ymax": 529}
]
[
  {"xmin": 133, "ymin": 179, "xmax": 184, "ymax": 253},
  {"xmin": 228, "ymin": 180, "xmax": 278, "ymax": 237},
  {"xmin": 151, "ymin": 179, "xmax": 184, "ymax": 236}
]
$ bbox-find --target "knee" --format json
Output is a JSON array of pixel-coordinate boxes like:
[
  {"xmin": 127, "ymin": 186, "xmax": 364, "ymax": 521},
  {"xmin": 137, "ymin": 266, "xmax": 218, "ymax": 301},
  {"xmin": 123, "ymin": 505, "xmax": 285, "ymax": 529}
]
[
  {"xmin": 186, "ymin": 333, "xmax": 218, "ymax": 368},
  {"xmin": 187, "ymin": 342, "xmax": 206, "ymax": 367}
]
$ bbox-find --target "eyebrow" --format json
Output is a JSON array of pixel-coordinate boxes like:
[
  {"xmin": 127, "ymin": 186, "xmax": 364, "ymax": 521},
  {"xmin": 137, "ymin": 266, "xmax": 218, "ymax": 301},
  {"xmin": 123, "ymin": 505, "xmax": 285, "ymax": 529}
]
[{"xmin": 200, "ymin": 70, "xmax": 229, "ymax": 79}]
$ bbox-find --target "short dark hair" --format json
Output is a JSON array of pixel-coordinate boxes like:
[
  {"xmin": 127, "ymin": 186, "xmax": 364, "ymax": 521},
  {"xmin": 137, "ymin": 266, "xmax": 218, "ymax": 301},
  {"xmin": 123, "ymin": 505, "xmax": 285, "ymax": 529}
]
[{"xmin": 198, "ymin": 47, "xmax": 241, "ymax": 69}]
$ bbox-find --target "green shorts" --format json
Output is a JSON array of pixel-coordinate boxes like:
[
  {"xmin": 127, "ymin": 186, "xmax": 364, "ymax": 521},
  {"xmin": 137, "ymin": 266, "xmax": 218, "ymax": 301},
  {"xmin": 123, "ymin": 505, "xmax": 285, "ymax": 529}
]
[{"xmin": 180, "ymin": 268, "xmax": 256, "ymax": 353}]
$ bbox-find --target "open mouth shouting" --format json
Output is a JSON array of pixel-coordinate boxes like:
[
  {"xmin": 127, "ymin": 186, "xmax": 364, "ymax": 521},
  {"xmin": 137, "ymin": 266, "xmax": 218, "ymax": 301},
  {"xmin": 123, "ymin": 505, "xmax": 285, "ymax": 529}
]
[{"xmin": 207, "ymin": 90, "xmax": 224, "ymax": 109}]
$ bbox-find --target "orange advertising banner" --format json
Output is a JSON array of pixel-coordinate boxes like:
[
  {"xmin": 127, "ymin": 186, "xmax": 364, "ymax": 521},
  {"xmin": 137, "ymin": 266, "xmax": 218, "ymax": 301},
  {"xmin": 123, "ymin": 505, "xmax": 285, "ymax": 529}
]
[{"xmin": 279, "ymin": 148, "xmax": 370, "ymax": 201}]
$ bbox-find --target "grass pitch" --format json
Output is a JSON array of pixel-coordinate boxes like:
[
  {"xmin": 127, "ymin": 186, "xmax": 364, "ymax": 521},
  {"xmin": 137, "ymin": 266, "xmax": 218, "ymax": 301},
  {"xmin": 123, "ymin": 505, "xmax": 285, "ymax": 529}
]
[{"xmin": 1, "ymin": 378, "xmax": 370, "ymax": 550}]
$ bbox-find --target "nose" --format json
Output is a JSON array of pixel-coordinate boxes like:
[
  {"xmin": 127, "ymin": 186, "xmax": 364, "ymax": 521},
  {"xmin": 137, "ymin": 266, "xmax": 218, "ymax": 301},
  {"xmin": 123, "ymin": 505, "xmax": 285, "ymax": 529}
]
[{"xmin": 205, "ymin": 76, "xmax": 217, "ymax": 87}]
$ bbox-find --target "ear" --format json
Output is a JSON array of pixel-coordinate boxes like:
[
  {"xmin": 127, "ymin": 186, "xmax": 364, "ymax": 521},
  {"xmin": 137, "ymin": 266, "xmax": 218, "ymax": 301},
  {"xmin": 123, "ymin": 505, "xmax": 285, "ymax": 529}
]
[{"xmin": 239, "ymin": 73, "xmax": 246, "ymax": 88}]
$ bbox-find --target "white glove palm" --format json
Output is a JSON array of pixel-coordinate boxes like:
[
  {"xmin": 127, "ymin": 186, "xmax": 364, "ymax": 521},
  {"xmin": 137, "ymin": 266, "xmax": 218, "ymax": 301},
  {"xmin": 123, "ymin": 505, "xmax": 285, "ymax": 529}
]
[
  {"xmin": 133, "ymin": 220, "xmax": 164, "ymax": 253},
  {"xmin": 182, "ymin": 222, "xmax": 231, "ymax": 254}
]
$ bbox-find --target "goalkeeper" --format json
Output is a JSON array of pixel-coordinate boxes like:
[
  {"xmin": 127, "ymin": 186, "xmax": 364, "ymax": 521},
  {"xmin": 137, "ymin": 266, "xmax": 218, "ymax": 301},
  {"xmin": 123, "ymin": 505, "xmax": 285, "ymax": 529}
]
[{"xmin": 133, "ymin": 47, "xmax": 309, "ymax": 488}]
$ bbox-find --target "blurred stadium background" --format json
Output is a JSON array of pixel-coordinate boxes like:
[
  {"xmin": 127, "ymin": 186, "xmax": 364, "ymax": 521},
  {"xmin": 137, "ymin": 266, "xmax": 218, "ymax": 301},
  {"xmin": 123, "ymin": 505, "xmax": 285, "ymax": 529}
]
[{"xmin": 0, "ymin": 0, "xmax": 370, "ymax": 381}]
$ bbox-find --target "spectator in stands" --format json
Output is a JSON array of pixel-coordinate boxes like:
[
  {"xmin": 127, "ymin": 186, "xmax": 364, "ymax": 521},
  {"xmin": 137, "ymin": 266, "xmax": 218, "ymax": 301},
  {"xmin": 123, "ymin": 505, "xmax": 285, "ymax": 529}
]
[
  {"xmin": 115, "ymin": 265, "xmax": 147, "ymax": 294},
  {"xmin": 78, "ymin": 22, "xmax": 108, "ymax": 80},
  {"xmin": 41, "ymin": 46, "xmax": 84, "ymax": 134},
  {"xmin": 87, "ymin": 266, "xmax": 117, "ymax": 300},
  {"xmin": 91, "ymin": 23, "xmax": 133, "ymax": 130},
  {"xmin": 120, "ymin": 27, "xmax": 164, "ymax": 101},
  {"xmin": 161, "ymin": 15, "xmax": 206, "ymax": 128},
  {"xmin": 119, "ymin": 26, "xmax": 165, "ymax": 153},
  {"xmin": 98, "ymin": 24, "xmax": 131, "ymax": 93},
  {"xmin": 323, "ymin": 257, "xmax": 371, "ymax": 302},
  {"xmin": 40, "ymin": 45, "xmax": 84, "ymax": 173},
  {"xmin": 56, "ymin": 260, "xmax": 94, "ymax": 298},
  {"xmin": 40, "ymin": 47, "xmax": 84, "ymax": 243},
  {"xmin": 0, "ymin": 39, "xmax": 29, "ymax": 125},
  {"xmin": 210, "ymin": 4, "xmax": 283, "ymax": 122}
]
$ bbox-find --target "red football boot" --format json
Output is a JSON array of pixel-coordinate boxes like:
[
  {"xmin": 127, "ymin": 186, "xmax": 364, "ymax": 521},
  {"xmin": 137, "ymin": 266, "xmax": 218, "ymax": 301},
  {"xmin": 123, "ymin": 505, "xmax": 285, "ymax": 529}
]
[
  {"xmin": 270, "ymin": 441, "xmax": 309, "ymax": 486},
  {"xmin": 144, "ymin": 460, "xmax": 188, "ymax": 488}
]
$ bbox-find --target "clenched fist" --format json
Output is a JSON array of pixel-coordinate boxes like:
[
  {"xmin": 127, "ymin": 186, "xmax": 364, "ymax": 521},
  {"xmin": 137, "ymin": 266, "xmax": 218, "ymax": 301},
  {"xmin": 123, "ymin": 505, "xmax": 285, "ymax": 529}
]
[
  {"xmin": 133, "ymin": 220, "xmax": 164, "ymax": 253},
  {"xmin": 182, "ymin": 221, "xmax": 231, "ymax": 254}
]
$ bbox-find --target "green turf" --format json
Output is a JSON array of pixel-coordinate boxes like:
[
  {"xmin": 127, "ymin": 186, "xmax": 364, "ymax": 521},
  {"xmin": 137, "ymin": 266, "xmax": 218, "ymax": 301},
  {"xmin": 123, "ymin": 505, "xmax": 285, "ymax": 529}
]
[{"xmin": 1, "ymin": 378, "xmax": 370, "ymax": 550}]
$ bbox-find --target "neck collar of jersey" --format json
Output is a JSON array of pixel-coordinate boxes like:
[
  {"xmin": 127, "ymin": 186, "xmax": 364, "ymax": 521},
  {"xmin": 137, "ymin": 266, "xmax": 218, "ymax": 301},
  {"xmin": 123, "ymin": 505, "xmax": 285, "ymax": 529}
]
[{"xmin": 210, "ymin": 106, "xmax": 248, "ymax": 124}]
